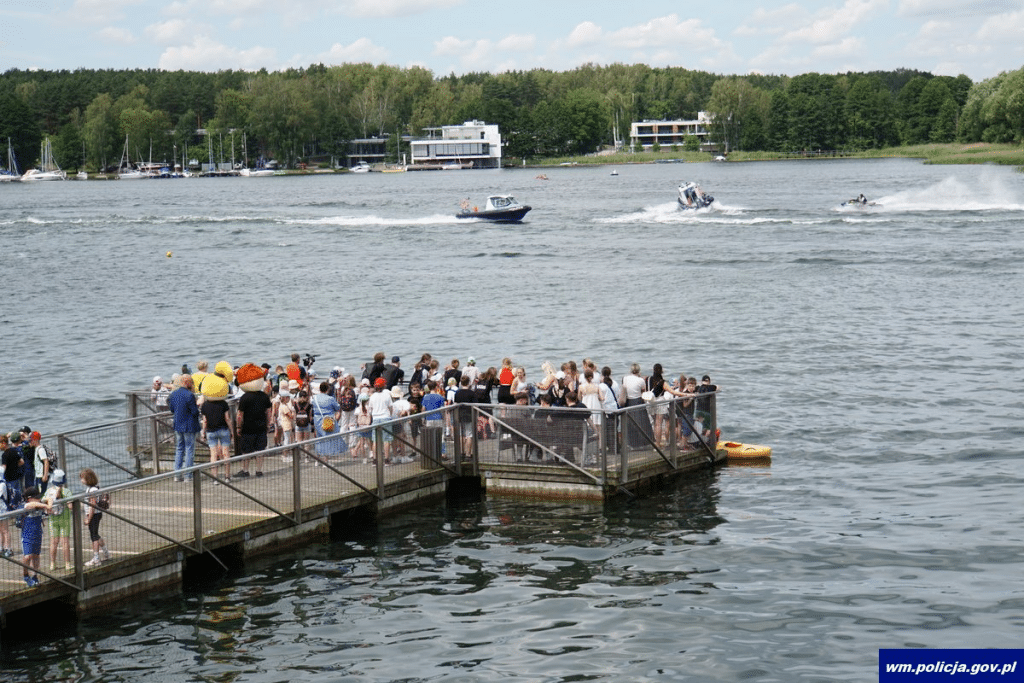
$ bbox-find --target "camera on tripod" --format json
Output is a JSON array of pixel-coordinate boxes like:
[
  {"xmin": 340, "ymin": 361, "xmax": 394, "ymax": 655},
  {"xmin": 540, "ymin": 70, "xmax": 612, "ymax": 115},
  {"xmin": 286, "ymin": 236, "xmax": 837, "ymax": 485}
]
[{"xmin": 302, "ymin": 354, "xmax": 317, "ymax": 370}]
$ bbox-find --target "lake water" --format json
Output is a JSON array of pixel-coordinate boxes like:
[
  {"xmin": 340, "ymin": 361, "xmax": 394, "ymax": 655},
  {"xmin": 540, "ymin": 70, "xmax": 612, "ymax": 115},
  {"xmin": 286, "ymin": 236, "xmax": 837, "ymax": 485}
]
[{"xmin": 2, "ymin": 159, "xmax": 1023, "ymax": 680}]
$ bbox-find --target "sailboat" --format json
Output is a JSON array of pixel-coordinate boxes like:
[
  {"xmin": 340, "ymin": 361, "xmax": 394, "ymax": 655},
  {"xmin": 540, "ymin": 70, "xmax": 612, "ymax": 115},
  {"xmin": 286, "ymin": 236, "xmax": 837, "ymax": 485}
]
[
  {"xmin": 75, "ymin": 140, "xmax": 88, "ymax": 180},
  {"xmin": 20, "ymin": 137, "xmax": 67, "ymax": 181},
  {"xmin": 117, "ymin": 135, "xmax": 147, "ymax": 180},
  {"xmin": 238, "ymin": 134, "xmax": 275, "ymax": 176},
  {"xmin": 0, "ymin": 138, "xmax": 19, "ymax": 182}
]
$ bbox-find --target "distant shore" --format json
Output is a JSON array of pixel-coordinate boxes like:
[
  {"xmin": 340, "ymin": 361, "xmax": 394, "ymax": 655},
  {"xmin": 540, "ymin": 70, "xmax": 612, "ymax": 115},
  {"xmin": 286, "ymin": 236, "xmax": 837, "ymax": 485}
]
[{"xmin": 528, "ymin": 142, "xmax": 1024, "ymax": 168}]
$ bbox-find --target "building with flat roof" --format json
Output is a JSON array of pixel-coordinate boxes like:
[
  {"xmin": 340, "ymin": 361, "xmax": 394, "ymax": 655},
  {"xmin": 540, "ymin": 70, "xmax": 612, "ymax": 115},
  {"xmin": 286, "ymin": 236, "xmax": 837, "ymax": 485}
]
[
  {"xmin": 409, "ymin": 120, "xmax": 502, "ymax": 169},
  {"xmin": 630, "ymin": 112, "xmax": 714, "ymax": 151}
]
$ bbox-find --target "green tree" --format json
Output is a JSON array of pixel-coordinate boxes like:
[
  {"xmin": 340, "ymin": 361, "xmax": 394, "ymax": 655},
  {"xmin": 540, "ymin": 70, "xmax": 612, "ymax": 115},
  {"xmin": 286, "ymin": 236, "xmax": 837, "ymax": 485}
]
[
  {"xmin": 706, "ymin": 77, "xmax": 769, "ymax": 152},
  {"xmin": 557, "ymin": 89, "xmax": 609, "ymax": 155},
  {"xmin": 82, "ymin": 93, "xmax": 118, "ymax": 170},
  {"xmin": 845, "ymin": 76, "xmax": 897, "ymax": 149},
  {"xmin": 0, "ymin": 91, "xmax": 41, "ymax": 169},
  {"xmin": 54, "ymin": 110, "xmax": 84, "ymax": 171},
  {"xmin": 766, "ymin": 90, "xmax": 790, "ymax": 151}
]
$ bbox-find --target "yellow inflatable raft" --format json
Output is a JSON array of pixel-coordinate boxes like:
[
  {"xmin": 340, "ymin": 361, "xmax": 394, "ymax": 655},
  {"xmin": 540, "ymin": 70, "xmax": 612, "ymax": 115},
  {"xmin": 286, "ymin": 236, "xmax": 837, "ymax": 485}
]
[{"xmin": 720, "ymin": 441, "xmax": 772, "ymax": 459}]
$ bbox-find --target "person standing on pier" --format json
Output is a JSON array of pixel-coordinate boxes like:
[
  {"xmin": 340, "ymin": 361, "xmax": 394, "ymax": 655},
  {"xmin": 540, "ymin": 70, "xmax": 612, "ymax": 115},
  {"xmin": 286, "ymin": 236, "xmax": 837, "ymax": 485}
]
[
  {"xmin": 80, "ymin": 468, "xmax": 110, "ymax": 566},
  {"xmin": 8, "ymin": 431, "xmax": 33, "ymax": 494},
  {"xmin": 167, "ymin": 375, "xmax": 201, "ymax": 482},
  {"xmin": 368, "ymin": 377, "xmax": 394, "ymax": 462},
  {"xmin": 200, "ymin": 371, "xmax": 233, "ymax": 482},
  {"xmin": 453, "ymin": 376, "xmax": 477, "ymax": 457},
  {"xmin": 497, "ymin": 358, "xmax": 515, "ymax": 408},
  {"xmin": 235, "ymin": 363, "xmax": 272, "ymax": 478},
  {"xmin": 1, "ymin": 433, "xmax": 24, "ymax": 514},
  {"xmin": 0, "ymin": 438, "xmax": 16, "ymax": 557},
  {"xmin": 285, "ymin": 353, "xmax": 307, "ymax": 390},
  {"xmin": 18, "ymin": 486, "xmax": 52, "ymax": 586},
  {"xmin": 44, "ymin": 469, "xmax": 71, "ymax": 570},
  {"xmin": 151, "ymin": 376, "xmax": 169, "ymax": 411},
  {"xmin": 382, "ymin": 356, "xmax": 404, "ymax": 390}
]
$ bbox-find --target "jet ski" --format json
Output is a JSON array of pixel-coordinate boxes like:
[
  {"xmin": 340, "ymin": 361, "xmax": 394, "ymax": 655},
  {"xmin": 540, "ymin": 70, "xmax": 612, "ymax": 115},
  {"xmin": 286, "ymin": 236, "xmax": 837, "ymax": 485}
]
[{"xmin": 840, "ymin": 194, "xmax": 879, "ymax": 208}]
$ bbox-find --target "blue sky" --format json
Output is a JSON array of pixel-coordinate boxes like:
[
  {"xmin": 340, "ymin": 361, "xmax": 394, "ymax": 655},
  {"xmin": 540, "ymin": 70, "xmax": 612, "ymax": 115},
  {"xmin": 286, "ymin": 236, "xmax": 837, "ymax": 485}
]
[{"xmin": 2, "ymin": 0, "xmax": 1022, "ymax": 82}]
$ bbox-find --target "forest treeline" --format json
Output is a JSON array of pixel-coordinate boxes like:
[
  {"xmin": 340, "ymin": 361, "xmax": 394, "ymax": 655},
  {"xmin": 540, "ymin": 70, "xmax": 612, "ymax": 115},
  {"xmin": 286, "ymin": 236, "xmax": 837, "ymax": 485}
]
[{"xmin": 0, "ymin": 62, "xmax": 1022, "ymax": 171}]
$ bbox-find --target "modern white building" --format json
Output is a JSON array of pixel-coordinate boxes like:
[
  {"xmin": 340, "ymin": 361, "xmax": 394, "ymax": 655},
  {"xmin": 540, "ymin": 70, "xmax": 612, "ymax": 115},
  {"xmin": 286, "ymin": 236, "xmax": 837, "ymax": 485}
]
[
  {"xmin": 630, "ymin": 112, "xmax": 713, "ymax": 150},
  {"xmin": 409, "ymin": 120, "xmax": 502, "ymax": 169}
]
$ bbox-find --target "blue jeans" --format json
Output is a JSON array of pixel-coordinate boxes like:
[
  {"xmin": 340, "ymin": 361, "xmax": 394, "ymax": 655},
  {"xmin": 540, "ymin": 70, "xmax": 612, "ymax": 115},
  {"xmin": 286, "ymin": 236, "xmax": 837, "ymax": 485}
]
[{"xmin": 175, "ymin": 431, "xmax": 198, "ymax": 477}]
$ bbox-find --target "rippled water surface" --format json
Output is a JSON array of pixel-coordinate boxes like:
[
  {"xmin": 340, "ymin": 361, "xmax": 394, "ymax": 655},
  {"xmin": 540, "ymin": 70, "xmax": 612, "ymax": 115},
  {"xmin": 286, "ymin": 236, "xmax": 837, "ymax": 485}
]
[{"xmin": 2, "ymin": 159, "xmax": 1023, "ymax": 680}]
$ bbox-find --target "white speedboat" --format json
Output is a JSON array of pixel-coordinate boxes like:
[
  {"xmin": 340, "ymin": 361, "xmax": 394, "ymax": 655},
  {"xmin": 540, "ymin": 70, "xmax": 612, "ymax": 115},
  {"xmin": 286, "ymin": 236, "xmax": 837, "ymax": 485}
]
[
  {"xmin": 239, "ymin": 167, "xmax": 275, "ymax": 177},
  {"xmin": 677, "ymin": 182, "xmax": 714, "ymax": 209},
  {"xmin": 456, "ymin": 195, "xmax": 532, "ymax": 223},
  {"xmin": 349, "ymin": 161, "xmax": 371, "ymax": 173}
]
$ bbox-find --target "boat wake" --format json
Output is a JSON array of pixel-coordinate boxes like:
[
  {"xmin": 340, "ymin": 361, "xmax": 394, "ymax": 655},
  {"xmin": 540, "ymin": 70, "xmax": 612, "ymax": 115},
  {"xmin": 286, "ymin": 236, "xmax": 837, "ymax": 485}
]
[
  {"xmin": 596, "ymin": 201, "xmax": 743, "ymax": 224},
  {"xmin": 285, "ymin": 214, "xmax": 463, "ymax": 226},
  {"xmin": 853, "ymin": 173, "xmax": 1024, "ymax": 212}
]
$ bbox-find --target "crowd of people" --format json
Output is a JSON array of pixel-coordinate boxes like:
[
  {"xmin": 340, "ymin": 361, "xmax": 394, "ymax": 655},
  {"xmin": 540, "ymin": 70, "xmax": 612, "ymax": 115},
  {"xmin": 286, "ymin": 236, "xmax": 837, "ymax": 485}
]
[
  {"xmin": 1, "ymin": 352, "xmax": 717, "ymax": 587},
  {"xmin": 1, "ymin": 426, "xmax": 111, "ymax": 586},
  {"xmin": 154, "ymin": 352, "xmax": 719, "ymax": 473}
]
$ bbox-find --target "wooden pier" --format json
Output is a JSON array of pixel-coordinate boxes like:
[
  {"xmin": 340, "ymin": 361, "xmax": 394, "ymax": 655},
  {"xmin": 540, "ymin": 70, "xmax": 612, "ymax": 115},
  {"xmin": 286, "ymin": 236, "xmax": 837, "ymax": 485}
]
[{"xmin": 1, "ymin": 399, "xmax": 723, "ymax": 630}]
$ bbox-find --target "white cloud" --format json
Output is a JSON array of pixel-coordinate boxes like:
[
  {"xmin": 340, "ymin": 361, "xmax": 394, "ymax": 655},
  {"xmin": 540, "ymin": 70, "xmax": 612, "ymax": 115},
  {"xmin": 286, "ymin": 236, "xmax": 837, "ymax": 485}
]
[
  {"xmin": 317, "ymin": 37, "xmax": 390, "ymax": 64},
  {"xmin": 566, "ymin": 21, "xmax": 603, "ymax": 48},
  {"xmin": 975, "ymin": 8, "xmax": 1024, "ymax": 40},
  {"xmin": 496, "ymin": 34, "xmax": 536, "ymax": 53},
  {"xmin": 811, "ymin": 36, "xmax": 864, "ymax": 58},
  {"xmin": 337, "ymin": 0, "xmax": 464, "ymax": 18},
  {"xmin": 606, "ymin": 14, "xmax": 722, "ymax": 51},
  {"xmin": 93, "ymin": 26, "xmax": 137, "ymax": 44},
  {"xmin": 898, "ymin": 0, "xmax": 1018, "ymax": 17},
  {"xmin": 158, "ymin": 37, "xmax": 278, "ymax": 71},
  {"xmin": 734, "ymin": 4, "xmax": 804, "ymax": 37},
  {"xmin": 70, "ymin": 0, "xmax": 141, "ymax": 23},
  {"xmin": 432, "ymin": 33, "xmax": 535, "ymax": 71},
  {"xmin": 782, "ymin": 0, "xmax": 888, "ymax": 44},
  {"xmin": 434, "ymin": 36, "xmax": 472, "ymax": 57},
  {"xmin": 144, "ymin": 19, "xmax": 194, "ymax": 45}
]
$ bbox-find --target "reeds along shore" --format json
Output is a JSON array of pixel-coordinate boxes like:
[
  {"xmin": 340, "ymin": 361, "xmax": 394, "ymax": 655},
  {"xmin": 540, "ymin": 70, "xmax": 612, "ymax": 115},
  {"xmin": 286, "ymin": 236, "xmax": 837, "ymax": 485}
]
[{"xmin": 535, "ymin": 142, "xmax": 1024, "ymax": 168}]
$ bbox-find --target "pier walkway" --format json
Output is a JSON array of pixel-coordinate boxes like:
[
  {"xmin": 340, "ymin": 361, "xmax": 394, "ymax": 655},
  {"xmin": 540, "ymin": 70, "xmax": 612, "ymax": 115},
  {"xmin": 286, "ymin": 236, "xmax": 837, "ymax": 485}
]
[{"xmin": 0, "ymin": 396, "xmax": 720, "ymax": 625}]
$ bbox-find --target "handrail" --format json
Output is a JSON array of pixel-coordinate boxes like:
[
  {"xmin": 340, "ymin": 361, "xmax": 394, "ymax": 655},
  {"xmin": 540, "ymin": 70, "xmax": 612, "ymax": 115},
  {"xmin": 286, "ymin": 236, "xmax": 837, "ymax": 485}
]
[{"xmin": 2, "ymin": 392, "xmax": 719, "ymax": 601}]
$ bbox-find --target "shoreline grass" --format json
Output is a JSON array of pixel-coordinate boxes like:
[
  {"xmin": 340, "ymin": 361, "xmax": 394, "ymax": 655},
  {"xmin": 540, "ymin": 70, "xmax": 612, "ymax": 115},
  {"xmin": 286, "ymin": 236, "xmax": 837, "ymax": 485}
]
[{"xmin": 526, "ymin": 142, "xmax": 1024, "ymax": 168}]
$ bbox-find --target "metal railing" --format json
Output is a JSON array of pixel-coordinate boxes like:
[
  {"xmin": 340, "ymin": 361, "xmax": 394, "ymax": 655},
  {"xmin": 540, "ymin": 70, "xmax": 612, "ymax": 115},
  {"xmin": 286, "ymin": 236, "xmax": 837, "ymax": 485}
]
[{"xmin": 2, "ymin": 392, "xmax": 716, "ymax": 600}]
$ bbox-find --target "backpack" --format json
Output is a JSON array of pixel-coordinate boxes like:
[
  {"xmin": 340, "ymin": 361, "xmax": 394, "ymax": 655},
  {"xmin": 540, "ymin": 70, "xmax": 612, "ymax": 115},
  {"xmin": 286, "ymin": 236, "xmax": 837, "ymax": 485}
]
[
  {"xmin": 339, "ymin": 388, "xmax": 357, "ymax": 412},
  {"xmin": 40, "ymin": 444, "xmax": 58, "ymax": 476}
]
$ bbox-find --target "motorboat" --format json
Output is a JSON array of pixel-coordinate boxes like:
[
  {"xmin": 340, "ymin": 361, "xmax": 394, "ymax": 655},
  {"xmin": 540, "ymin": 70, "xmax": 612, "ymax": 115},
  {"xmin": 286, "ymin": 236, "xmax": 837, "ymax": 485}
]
[
  {"xmin": 239, "ymin": 167, "xmax": 275, "ymax": 177},
  {"xmin": 349, "ymin": 161, "xmax": 371, "ymax": 173},
  {"xmin": 840, "ymin": 195, "xmax": 879, "ymax": 209},
  {"xmin": 456, "ymin": 194, "xmax": 532, "ymax": 223},
  {"xmin": 677, "ymin": 181, "xmax": 714, "ymax": 209}
]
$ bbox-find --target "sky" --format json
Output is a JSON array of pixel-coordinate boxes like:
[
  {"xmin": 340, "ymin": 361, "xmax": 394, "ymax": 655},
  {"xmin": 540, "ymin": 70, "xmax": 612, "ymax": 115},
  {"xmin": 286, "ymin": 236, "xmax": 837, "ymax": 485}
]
[{"xmin": 1, "ymin": 0, "xmax": 1022, "ymax": 82}]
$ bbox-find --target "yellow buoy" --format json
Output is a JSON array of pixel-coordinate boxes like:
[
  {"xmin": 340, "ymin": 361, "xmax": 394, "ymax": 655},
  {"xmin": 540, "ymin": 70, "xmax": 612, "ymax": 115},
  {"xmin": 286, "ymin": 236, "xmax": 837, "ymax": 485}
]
[{"xmin": 720, "ymin": 441, "xmax": 772, "ymax": 459}]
